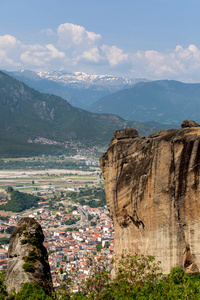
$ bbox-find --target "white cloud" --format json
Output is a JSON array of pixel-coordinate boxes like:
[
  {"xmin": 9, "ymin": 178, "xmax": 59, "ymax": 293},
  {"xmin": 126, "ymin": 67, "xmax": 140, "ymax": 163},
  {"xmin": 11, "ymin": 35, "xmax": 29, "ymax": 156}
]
[
  {"xmin": 40, "ymin": 28, "xmax": 56, "ymax": 37},
  {"xmin": 101, "ymin": 45, "xmax": 128, "ymax": 66},
  {"xmin": 0, "ymin": 25, "xmax": 130, "ymax": 72},
  {"xmin": 2, "ymin": 25, "xmax": 200, "ymax": 82},
  {"xmin": 0, "ymin": 35, "xmax": 20, "ymax": 48},
  {"xmin": 56, "ymin": 23, "xmax": 128, "ymax": 69},
  {"xmin": 0, "ymin": 49, "xmax": 20, "ymax": 67},
  {"xmin": 77, "ymin": 47, "xmax": 106, "ymax": 64},
  {"xmin": 0, "ymin": 35, "xmax": 22, "ymax": 68},
  {"xmin": 173, "ymin": 44, "xmax": 200, "ymax": 71},
  {"xmin": 57, "ymin": 23, "xmax": 101, "ymax": 50},
  {"xmin": 128, "ymin": 44, "xmax": 200, "ymax": 81},
  {"xmin": 20, "ymin": 44, "xmax": 66, "ymax": 68},
  {"xmin": 0, "ymin": 34, "xmax": 67, "ymax": 70}
]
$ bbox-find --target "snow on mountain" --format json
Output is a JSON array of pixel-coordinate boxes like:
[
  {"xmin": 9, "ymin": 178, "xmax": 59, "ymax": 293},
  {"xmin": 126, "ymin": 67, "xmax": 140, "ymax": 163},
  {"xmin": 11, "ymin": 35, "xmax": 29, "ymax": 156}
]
[
  {"xmin": 37, "ymin": 70, "xmax": 148, "ymax": 89},
  {"xmin": 5, "ymin": 69, "xmax": 149, "ymax": 109}
]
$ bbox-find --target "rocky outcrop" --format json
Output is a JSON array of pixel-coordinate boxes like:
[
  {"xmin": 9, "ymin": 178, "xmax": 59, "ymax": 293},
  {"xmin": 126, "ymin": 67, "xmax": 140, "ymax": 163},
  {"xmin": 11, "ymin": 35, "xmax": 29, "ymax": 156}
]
[
  {"xmin": 5, "ymin": 217, "xmax": 53, "ymax": 295},
  {"xmin": 100, "ymin": 121, "xmax": 200, "ymax": 274},
  {"xmin": 181, "ymin": 120, "xmax": 200, "ymax": 128}
]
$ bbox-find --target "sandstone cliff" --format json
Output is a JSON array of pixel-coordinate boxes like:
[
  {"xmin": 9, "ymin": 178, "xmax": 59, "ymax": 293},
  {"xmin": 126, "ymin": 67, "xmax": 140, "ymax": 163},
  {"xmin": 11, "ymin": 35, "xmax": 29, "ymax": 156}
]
[
  {"xmin": 100, "ymin": 121, "xmax": 200, "ymax": 274},
  {"xmin": 5, "ymin": 217, "xmax": 53, "ymax": 295}
]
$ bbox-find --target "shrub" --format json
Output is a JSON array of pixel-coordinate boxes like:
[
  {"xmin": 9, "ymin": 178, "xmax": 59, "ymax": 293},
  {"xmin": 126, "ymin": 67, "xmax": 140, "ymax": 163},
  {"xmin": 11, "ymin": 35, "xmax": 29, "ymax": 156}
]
[
  {"xmin": 22, "ymin": 263, "xmax": 35, "ymax": 273},
  {"xmin": 0, "ymin": 270, "xmax": 7, "ymax": 299},
  {"xmin": 22, "ymin": 224, "xmax": 27, "ymax": 230},
  {"xmin": 169, "ymin": 266, "xmax": 185, "ymax": 284},
  {"xmin": 20, "ymin": 239, "xmax": 28, "ymax": 245},
  {"xmin": 13, "ymin": 281, "xmax": 52, "ymax": 300},
  {"xmin": 24, "ymin": 251, "xmax": 37, "ymax": 263}
]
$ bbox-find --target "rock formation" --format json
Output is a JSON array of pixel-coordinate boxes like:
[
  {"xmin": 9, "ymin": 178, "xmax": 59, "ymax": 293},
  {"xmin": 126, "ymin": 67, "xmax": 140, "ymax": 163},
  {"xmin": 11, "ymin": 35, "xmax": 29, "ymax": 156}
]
[
  {"xmin": 100, "ymin": 121, "xmax": 200, "ymax": 274},
  {"xmin": 5, "ymin": 217, "xmax": 53, "ymax": 295}
]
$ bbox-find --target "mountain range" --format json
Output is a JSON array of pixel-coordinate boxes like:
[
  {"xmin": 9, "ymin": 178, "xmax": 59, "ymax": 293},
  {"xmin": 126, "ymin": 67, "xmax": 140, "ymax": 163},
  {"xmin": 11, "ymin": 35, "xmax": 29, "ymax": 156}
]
[
  {"xmin": 6, "ymin": 70, "xmax": 200, "ymax": 127},
  {"xmin": 3, "ymin": 68, "xmax": 200, "ymax": 157},
  {"xmin": 0, "ymin": 71, "xmax": 155, "ymax": 157},
  {"xmin": 89, "ymin": 80, "xmax": 200, "ymax": 125},
  {"xmin": 5, "ymin": 70, "xmax": 148, "ymax": 109}
]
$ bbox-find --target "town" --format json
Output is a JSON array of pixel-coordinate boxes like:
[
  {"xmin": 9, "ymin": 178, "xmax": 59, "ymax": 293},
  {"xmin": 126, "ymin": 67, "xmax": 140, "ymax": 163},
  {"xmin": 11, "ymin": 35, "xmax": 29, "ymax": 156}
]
[{"xmin": 0, "ymin": 158, "xmax": 114, "ymax": 292}]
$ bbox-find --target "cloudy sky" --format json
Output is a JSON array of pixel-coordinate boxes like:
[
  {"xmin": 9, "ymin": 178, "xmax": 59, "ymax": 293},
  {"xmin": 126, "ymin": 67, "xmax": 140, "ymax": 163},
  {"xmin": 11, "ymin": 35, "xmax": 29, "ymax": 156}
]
[{"xmin": 1, "ymin": 0, "xmax": 200, "ymax": 82}]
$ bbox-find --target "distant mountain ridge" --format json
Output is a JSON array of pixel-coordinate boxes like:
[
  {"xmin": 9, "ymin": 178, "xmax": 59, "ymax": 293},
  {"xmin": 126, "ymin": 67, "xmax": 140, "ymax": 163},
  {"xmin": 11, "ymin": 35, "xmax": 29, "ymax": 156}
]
[
  {"xmin": 0, "ymin": 71, "xmax": 156, "ymax": 157},
  {"xmin": 5, "ymin": 70, "xmax": 149, "ymax": 109},
  {"xmin": 89, "ymin": 80, "xmax": 200, "ymax": 125},
  {"xmin": 37, "ymin": 70, "xmax": 148, "ymax": 89}
]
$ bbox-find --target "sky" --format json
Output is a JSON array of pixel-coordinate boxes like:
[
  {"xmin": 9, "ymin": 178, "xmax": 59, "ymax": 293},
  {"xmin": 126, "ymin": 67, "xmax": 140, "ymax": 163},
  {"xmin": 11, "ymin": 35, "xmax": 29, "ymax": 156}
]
[{"xmin": 1, "ymin": 0, "xmax": 200, "ymax": 82}]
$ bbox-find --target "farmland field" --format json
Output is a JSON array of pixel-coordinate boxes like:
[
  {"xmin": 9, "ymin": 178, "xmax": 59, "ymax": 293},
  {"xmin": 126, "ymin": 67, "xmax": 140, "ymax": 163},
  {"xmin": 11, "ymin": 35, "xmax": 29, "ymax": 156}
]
[{"xmin": 0, "ymin": 155, "xmax": 102, "ymax": 195}]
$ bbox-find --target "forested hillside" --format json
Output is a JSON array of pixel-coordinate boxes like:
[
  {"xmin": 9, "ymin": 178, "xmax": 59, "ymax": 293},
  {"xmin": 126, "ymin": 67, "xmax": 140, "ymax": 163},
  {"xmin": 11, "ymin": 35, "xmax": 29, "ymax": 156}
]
[
  {"xmin": 89, "ymin": 80, "xmax": 200, "ymax": 125},
  {"xmin": 0, "ymin": 71, "xmax": 156, "ymax": 157}
]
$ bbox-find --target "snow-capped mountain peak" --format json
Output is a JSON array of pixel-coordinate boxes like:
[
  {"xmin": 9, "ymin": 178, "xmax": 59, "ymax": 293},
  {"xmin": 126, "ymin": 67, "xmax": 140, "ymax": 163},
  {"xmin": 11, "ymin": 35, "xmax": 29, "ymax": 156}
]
[{"xmin": 37, "ymin": 70, "xmax": 148, "ymax": 88}]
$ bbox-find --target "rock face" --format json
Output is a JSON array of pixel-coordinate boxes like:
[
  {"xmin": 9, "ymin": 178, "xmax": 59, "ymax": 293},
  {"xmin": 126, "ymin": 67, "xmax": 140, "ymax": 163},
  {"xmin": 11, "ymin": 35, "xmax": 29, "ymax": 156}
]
[
  {"xmin": 100, "ymin": 121, "xmax": 200, "ymax": 274},
  {"xmin": 5, "ymin": 217, "xmax": 53, "ymax": 295}
]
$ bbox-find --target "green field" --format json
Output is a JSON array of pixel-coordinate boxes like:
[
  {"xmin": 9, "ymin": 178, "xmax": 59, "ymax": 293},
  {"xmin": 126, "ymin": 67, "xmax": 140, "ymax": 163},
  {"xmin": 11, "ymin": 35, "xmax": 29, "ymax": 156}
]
[{"xmin": 0, "ymin": 155, "xmax": 102, "ymax": 196}]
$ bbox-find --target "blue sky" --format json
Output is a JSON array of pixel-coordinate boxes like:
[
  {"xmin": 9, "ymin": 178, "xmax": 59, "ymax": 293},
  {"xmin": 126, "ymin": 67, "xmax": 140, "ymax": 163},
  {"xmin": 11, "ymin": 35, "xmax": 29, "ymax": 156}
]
[{"xmin": 1, "ymin": 0, "xmax": 200, "ymax": 81}]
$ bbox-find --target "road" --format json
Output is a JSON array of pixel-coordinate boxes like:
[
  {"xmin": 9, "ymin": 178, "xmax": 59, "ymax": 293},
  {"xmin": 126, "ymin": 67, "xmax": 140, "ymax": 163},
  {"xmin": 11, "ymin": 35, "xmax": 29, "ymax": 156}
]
[{"xmin": 44, "ymin": 204, "xmax": 88, "ymax": 232}]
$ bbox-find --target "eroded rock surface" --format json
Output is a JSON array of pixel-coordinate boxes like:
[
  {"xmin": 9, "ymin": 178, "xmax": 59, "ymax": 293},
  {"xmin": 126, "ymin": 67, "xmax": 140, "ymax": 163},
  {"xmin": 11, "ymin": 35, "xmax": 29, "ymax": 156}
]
[
  {"xmin": 100, "ymin": 121, "xmax": 200, "ymax": 274},
  {"xmin": 5, "ymin": 217, "xmax": 53, "ymax": 295}
]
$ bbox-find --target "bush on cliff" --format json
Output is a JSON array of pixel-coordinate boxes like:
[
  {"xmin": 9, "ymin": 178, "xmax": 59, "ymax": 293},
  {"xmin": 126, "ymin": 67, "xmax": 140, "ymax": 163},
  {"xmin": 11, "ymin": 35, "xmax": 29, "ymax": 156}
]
[
  {"xmin": 10, "ymin": 282, "xmax": 52, "ymax": 300},
  {"xmin": 0, "ymin": 271, "xmax": 7, "ymax": 300},
  {"xmin": 63, "ymin": 256, "xmax": 200, "ymax": 299},
  {"xmin": 2, "ymin": 256, "xmax": 200, "ymax": 299}
]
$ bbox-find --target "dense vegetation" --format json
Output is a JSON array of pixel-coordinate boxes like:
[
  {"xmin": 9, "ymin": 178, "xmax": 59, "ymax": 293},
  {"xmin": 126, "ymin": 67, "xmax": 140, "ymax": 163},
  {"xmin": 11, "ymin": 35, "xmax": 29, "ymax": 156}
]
[
  {"xmin": 64, "ymin": 217, "xmax": 80, "ymax": 226},
  {"xmin": 67, "ymin": 186, "xmax": 106, "ymax": 208},
  {"xmin": 0, "ymin": 237, "xmax": 9, "ymax": 245},
  {"xmin": 2, "ymin": 255, "xmax": 200, "ymax": 299},
  {"xmin": 0, "ymin": 137, "xmax": 69, "ymax": 158},
  {"xmin": 0, "ymin": 158, "xmax": 93, "ymax": 171},
  {"xmin": 0, "ymin": 216, "xmax": 9, "ymax": 223},
  {"xmin": 0, "ymin": 191, "xmax": 40, "ymax": 212}
]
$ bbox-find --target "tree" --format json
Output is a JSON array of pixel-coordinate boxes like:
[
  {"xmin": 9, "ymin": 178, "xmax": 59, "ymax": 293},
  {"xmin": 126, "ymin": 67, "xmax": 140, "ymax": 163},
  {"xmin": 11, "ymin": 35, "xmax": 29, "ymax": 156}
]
[
  {"xmin": 6, "ymin": 186, "xmax": 14, "ymax": 193},
  {"xmin": 96, "ymin": 244, "xmax": 102, "ymax": 252},
  {"xmin": 11, "ymin": 281, "xmax": 52, "ymax": 299},
  {"xmin": 88, "ymin": 214, "xmax": 93, "ymax": 221},
  {"xmin": 91, "ymin": 221, "xmax": 97, "ymax": 227},
  {"xmin": 69, "ymin": 255, "xmax": 162, "ymax": 300},
  {"xmin": 2, "ymin": 255, "xmax": 200, "ymax": 299}
]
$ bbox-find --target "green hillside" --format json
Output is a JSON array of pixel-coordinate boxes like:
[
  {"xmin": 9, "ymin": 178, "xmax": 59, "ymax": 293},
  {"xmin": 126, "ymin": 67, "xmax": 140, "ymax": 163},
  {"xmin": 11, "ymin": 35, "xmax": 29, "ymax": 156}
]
[
  {"xmin": 89, "ymin": 80, "xmax": 200, "ymax": 125},
  {"xmin": 0, "ymin": 190, "xmax": 40, "ymax": 212},
  {"xmin": 0, "ymin": 71, "xmax": 156, "ymax": 157}
]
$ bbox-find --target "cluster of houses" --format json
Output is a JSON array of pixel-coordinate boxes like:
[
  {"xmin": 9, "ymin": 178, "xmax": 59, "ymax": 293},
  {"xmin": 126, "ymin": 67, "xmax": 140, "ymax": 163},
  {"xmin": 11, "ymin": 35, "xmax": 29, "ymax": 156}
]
[{"xmin": 0, "ymin": 204, "xmax": 114, "ymax": 291}]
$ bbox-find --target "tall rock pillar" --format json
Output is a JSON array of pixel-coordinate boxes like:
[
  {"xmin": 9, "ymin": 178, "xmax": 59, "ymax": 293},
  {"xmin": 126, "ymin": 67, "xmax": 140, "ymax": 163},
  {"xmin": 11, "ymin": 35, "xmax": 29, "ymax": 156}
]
[
  {"xmin": 5, "ymin": 217, "xmax": 53, "ymax": 295},
  {"xmin": 100, "ymin": 122, "xmax": 200, "ymax": 274}
]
